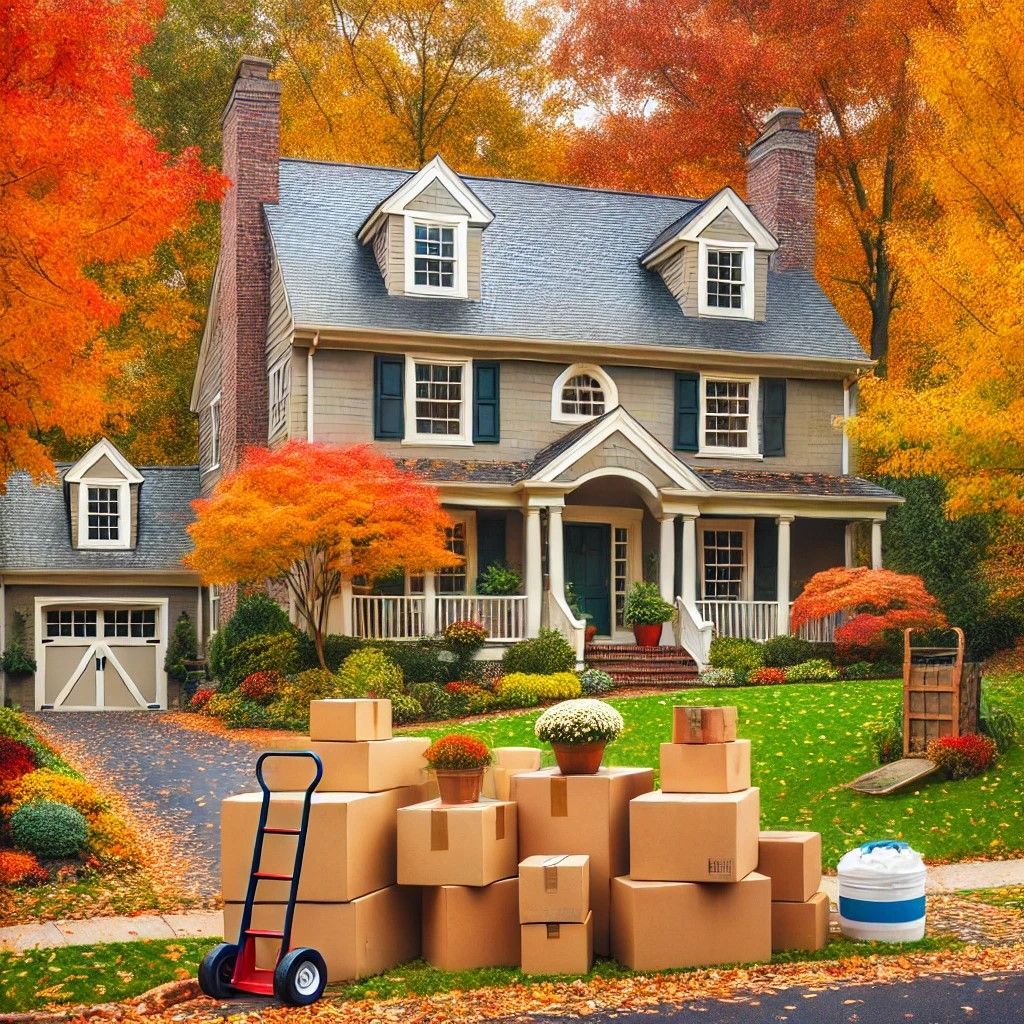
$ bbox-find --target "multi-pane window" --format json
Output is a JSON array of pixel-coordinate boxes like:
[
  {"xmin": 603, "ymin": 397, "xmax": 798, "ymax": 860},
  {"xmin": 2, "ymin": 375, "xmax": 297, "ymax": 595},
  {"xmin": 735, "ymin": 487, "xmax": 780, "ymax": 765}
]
[
  {"xmin": 414, "ymin": 361, "xmax": 464, "ymax": 437},
  {"xmin": 414, "ymin": 224, "xmax": 456, "ymax": 289},
  {"xmin": 46, "ymin": 609, "xmax": 97, "ymax": 638},
  {"xmin": 613, "ymin": 527, "xmax": 629, "ymax": 628},
  {"xmin": 561, "ymin": 374, "xmax": 606, "ymax": 418},
  {"xmin": 704, "ymin": 378, "xmax": 751, "ymax": 450},
  {"xmin": 268, "ymin": 359, "xmax": 290, "ymax": 434},
  {"xmin": 103, "ymin": 609, "xmax": 156, "ymax": 639},
  {"xmin": 438, "ymin": 521, "xmax": 468, "ymax": 594},
  {"xmin": 210, "ymin": 586, "xmax": 221, "ymax": 633},
  {"xmin": 706, "ymin": 249, "xmax": 744, "ymax": 310},
  {"xmin": 701, "ymin": 529, "xmax": 746, "ymax": 600},
  {"xmin": 86, "ymin": 486, "xmax": 120, "ymax": 542},
  {"xmin": 209, "ymin": 396, "xmax": 221, "ymax": 468}
]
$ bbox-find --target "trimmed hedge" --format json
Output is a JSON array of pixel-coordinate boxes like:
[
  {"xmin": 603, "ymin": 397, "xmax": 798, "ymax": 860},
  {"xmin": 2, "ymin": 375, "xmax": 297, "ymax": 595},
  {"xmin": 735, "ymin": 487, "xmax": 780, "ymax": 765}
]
[{"xmin": 11, "ymin": 801, "xmax": 88, "ymax": 859}]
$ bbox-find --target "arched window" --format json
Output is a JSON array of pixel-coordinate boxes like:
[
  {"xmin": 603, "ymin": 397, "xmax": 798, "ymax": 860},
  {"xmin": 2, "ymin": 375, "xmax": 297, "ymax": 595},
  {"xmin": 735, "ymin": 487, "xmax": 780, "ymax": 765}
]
[{"xmin": 551, "ymin": 364, "xmax": 618, "ymax": 424}]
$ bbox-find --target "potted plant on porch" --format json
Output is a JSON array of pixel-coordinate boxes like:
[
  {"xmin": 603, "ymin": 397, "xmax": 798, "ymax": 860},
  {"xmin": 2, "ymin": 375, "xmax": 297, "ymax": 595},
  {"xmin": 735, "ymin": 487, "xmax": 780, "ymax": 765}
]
[
  {"xmin": 534, "ymin": 698, "xmax": 625, "ymax": 775},
  {"xmin": 622, "ymin": 581, "xmax": 676, "ymax": 647},
  {"xmin": 424, "ymin": 734, "xmax": 493, "ymax": 804},
  {"xmin": 565, "ymin": 582, "xmax": 597, "ymax": 642}
]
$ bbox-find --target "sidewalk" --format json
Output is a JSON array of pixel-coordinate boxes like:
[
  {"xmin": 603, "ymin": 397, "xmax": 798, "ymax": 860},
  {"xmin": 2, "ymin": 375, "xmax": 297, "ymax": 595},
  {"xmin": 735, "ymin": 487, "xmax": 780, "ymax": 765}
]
[{"xmin": 817, "ymin": 856, "xmax": 1024, "ymax": 901}]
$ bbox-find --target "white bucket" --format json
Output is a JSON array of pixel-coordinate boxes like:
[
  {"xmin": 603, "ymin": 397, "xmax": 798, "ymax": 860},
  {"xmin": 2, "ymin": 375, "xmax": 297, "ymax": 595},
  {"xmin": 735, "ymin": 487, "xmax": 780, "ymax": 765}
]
[{"xmin": 837, "ymin": 840, "xmax": 927, "ymax": 942}]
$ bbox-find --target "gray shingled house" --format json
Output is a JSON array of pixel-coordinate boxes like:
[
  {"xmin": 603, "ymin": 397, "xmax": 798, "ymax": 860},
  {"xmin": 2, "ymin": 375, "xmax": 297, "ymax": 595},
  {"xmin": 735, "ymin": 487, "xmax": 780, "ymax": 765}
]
[{"xmin": 0, "ymin": 439, "xmax": 204, "ymax": 709}]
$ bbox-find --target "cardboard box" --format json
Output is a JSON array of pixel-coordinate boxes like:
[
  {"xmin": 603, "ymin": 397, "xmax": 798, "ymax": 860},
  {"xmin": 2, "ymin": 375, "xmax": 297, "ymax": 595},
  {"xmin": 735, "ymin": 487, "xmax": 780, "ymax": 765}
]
[
  {"xmin": 659, "ymin": 739, "xmax": 751, "ymax": 794},
  {"xmin": 494, "ymin": 747, "xmax": 543, "ymax": 770},
  {"xmin": 772, "ymin": 891, "xmax": 830, "ymax": 952},
  {"xmin": 757, "ymin": 831, "xmax": 823, "ymax": 903},
  {"xmin": 223, "ymin": 885, "xmax": 419, "ymax": 983},
  {"xmin": 519, "ymin": 855, "xmax": 590, "ymax": 924},
  {"xmin": 521, "ymin": 913, "xmax": 593, "ymax": 976},
  {"xmin": 397, "ymin": 798, "xmax": 517, "ymax": 887},
  {"xmin": 611, "ymin": 873, "xmax": 772, "ymax": 970},
  {"xmin": 221, "ymin": 787, "xmax": 420, "ymax": 901},
  {"xmin": 671, "ymin": 706, "xmax": 738, "ymax": 744},
  {"xmin": 422, "ymin": 878, "xmax": 520, "ymax": 970},
  {"xmin": 512, "ymin": 766, "xmax": 654, "ymax": 956},
  {"xmin": 259, "ymin": 736, "xmax": 429, "ymax": 793},
  {"xmin": 309, "ymin": 699, "xmax": 392, "ymax": 742},
  {"xmin": 629, "ymin": 789, "xmax": 760, "ymax": 883}
]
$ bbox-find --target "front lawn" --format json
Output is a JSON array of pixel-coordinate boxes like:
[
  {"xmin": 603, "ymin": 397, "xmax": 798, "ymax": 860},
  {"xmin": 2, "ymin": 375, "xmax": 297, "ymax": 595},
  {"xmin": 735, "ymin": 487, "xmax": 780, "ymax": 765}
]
[{"xmin": 406, "ymin": 677, "xmax": 1024, "ymax": 867}]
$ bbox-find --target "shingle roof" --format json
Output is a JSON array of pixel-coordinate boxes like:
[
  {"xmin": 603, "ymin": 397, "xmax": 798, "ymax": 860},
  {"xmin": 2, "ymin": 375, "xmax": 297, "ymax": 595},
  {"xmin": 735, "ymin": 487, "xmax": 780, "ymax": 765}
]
[
  {"xmin": 265, "ymin": 160, "xmax": 870, "ymax": 364},
  {"xmin": 394, "ymin": 458, "xmax": 529, "ymax": 484},
  {"xmin": 694, "ymin": 468, "xmax": 900, "ymax": 500},
  {"xmin": 0, "ymin": 467, "xmax": 200, "ymax": 572}
]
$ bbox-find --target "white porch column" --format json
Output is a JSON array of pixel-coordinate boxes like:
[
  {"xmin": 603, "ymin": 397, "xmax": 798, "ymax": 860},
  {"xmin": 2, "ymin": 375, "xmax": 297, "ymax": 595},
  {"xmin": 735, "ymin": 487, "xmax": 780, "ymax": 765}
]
[
  {"xmin": 844, "ymin": 522, "xmax": 856, "ymax": 568},
  {"xmin": 777, "ymin": 515, "xmax": 794, "ymax": 635},
  {"xmin": 680, "ymin": 515, "xmax": 698, "ymax": 606},
  {"xmin": 422, "ymin": 570, "xmax": 437, "ymax": 636},
  {"xmin": 339, "ymin": 577, "xmax": 354, "ymax": 635},
  {"xmin": 871, "ymin": 518, "xmax": 884, "ymax": 569},
  {"xmin": 525, "ymin": 507, "xmax": 543, "ymax": 637},
  {"xmin": 548, "ymin": 506, "xmax": 565, "ymax": 601},
  {"xmin": 658, "ymin": 515, "xmax": 676, "ymax": 602}
]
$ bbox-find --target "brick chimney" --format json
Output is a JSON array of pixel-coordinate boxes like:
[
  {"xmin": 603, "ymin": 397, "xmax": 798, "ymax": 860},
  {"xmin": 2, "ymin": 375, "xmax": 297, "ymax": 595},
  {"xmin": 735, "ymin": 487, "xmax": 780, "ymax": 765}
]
[
  {"xmin": 746, "ymin": 107, "xmax": 817, "ymax": 272},
  {"xmin": 218, "ymin": 56, "xmax": 280, "ymax": 475}
]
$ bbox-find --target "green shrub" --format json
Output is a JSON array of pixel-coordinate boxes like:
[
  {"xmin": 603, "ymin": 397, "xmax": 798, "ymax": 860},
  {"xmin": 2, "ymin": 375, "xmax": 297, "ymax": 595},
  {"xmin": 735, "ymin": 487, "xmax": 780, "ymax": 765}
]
[
  {"xmin": 579, "ymin": 668, "xmax": 615, "ymax": 695},
  {"xmin": 761, "ymin": 635, "xmax": 818, "ymax": 668},
  {"xmin": 981, "ymin": 690, "xmax": 1019, "ymax": 753},
  {"xmin": 1, "ymin": 610, "xmax": 36, "ymax": 674},
  {"xmin": 164, "ymin": 611, "xmax": 198, "ymax": 684},
  {"xmin": 698, "ymin": 666, "xmax": 737, "ymax": 686},
  {"xmin": 390, "ymin": 693, "xmax": 424, "ymax": 725},
  {"xmin": 708, "ymin": 637, "xmax": 763, "ymax": 683},
  {"xmin": 501, "ymin": 629, "xmax": 576, "ymax": 675},
  {"xmin": 336, "ymin": 648, "xmax": 404, "ymax": 699},
  {"xmin": 869, "ymin": 709, "xmax": 904, "ymax": 764},
  {"xmin": 210, "ymin": 593, "xmax": 292, "ymax": 679},
  {"xmin": 466, "ymin": 688, "xmax": 497, "ymax": 714},
  {"xmin": 622, "ymin": 581, "xmax": 676, "ymax": 626},
  {"xmin": 323, "ymin": 635, "xmax": 365, "ymax": 672},
  {"xmin": 223, "ymin": 698, "xmax": 273, "ymax": 730},
  {"xmin": 784, "ymin": 659, "xmax": 840, "ymax": 682},
  {"xmin": 220, "ymin": 631, "xmax": 300, "ymax": 690},
  {"xmin": 842, "ymin": 661, "xmax": 877, "ymax": 680},
  {"xmin": 477, "ymin": 562, "xmax": 522, "ymax": 596},
  {"xmin": 204, "ymin": 691, "xmax": 235, "ymax": 719},
  {"xmin": 268, "ymin": 669, "xmax": 347, "ymax": 730},
  {"xmin": 408, "ymin": 683, "xmax": 454, "ymax": 720},
  {"xmin": 376, "ymin": 638, "xmax": 468, "ymax": 685},
  {"xmin": 496, "ymin": 672, "xmax": 582, "ymax": 709},
  {"xmin": 10, "ymin": 801, "xmax": 88, "ymax": 858}
]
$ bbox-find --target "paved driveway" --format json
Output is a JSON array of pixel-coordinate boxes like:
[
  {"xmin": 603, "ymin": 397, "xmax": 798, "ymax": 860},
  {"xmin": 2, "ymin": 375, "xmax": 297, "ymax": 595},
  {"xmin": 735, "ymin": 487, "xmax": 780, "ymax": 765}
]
[{"xmin": 30, "ymin": 712, "xmax": 263, "ymax": 901}]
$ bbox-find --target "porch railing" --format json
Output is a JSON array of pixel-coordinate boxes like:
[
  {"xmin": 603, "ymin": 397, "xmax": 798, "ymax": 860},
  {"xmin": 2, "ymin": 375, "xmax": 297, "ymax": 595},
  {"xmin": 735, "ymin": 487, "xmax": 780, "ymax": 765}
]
[
  {"xmin": 697, "ymin": 600, "xmax": 779, "ymax": 642},
  {"xmin": 436, "ymin": 595, "xmax": 528, "ymax": 642},
  {"xmin": 351, "ymin": 595, "xmax": 425, "ymax": 640},
  {"xmin": 794, "ymin": 608, "xmax": 843, "ymax": 644}
]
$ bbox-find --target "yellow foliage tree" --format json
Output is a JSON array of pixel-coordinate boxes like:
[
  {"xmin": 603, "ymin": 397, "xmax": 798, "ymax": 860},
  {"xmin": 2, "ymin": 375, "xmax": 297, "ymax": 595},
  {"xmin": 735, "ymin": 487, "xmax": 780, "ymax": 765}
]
[{"xmin": 850, "ymin": 0, "xmax": 1024, "ymax": 595}]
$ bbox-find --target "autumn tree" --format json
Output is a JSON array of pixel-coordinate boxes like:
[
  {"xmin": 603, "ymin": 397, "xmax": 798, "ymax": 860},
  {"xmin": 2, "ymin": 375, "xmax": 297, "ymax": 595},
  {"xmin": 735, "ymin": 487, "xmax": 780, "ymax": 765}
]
[
  {"xmin": 850, "ymin": 0, "xmax": 1024, "ymax": 596},
  {"xmin": 185, "ymin": 441, "xmax": 460, "ymax": 666},
  {"xmin": 791, "ymin": 568, "xmax": 946, "ymax": 660},
  {"xmin": 0, "ymin": 0, "xmax": 223, "ymax": 481},
  {"xmin": 554, "ymin": 0, "xmax": 955, "ymax": 364}
]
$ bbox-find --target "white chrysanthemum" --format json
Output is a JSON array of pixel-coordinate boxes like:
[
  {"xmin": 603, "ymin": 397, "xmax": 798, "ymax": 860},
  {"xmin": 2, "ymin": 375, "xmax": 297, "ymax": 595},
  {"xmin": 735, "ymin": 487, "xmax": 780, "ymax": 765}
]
[{"xmin": 534, "ymin": 698, "xmax": 624, "ymax": 745}]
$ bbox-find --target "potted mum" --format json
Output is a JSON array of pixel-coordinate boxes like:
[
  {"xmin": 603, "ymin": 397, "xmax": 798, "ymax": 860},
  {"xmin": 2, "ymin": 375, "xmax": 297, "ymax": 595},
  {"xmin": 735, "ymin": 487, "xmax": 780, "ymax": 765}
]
[
  {"xmin": 424, "ymin": 734, "xmax": 492, "ymax": 804},
  {"xmin": 534, "ymin": 698, "xmax": 625, "ymax": 775},
  {"xmin": 622, "ymin": 581, "xmax": 675, "ymax": 646}
]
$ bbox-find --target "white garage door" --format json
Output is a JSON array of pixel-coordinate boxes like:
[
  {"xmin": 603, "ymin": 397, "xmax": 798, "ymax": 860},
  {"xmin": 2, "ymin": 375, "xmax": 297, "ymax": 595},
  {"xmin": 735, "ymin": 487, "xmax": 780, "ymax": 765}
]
[{"xmin": 37, "ymin": 601, "xmax": 167, "ymax": 710}]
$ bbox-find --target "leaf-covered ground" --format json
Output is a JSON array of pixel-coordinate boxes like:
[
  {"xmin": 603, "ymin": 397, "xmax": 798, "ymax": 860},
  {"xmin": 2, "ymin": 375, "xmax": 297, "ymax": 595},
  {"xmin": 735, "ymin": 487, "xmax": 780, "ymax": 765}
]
[{"xmin": 405, "ymin": 677, "xmax": 1024, "ymax": 867}]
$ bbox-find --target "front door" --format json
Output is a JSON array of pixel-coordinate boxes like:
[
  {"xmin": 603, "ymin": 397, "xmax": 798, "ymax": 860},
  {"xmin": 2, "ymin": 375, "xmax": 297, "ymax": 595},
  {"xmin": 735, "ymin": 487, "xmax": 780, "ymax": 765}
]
[{"xmin": 564, "ymin": 523, "xmax": 612, "ymax": 636}]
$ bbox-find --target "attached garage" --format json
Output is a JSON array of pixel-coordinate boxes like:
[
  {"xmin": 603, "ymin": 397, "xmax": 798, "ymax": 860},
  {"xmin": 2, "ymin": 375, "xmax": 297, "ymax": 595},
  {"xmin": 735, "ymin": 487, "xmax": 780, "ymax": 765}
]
[{"xmin": 36, "ymin": 600, "xmax": 169, "ymax": 710}]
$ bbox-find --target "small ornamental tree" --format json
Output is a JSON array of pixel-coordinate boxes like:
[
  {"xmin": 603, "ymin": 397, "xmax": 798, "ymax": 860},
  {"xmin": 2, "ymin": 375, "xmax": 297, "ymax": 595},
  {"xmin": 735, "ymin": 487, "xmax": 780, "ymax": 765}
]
[
  {"xmin": 790, "ymin": 567, "xmax": 946, "ymax": 661},
  {"xmin": 164, "ymin": 611, "xmax": 198, "ymax": 685},
  {"xmin": 185, "ymin": 442, "xmax": 460, "ymax": 667}
]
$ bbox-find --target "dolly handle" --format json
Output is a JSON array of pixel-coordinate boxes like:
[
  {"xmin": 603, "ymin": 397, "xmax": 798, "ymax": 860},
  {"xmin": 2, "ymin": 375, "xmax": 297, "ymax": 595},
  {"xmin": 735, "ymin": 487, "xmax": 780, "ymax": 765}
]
[{"xmin": 255, "ymin": 750, "xmax": 324, "ymax": 797}]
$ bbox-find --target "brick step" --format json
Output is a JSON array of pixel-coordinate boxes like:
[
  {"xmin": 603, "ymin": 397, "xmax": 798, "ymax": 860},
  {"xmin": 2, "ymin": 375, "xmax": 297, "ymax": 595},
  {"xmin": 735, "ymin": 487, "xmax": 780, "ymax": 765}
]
[
  {"xmin": 584, "ymin": 642, "xmax": 699, "ymax": 688},
  {"xmin": 585, "ymin": 645, "xmax": 695, "ymax": 662},
  {"xmin": 584, "ymin": 659, "xmax": 698, "ymax": 674}
]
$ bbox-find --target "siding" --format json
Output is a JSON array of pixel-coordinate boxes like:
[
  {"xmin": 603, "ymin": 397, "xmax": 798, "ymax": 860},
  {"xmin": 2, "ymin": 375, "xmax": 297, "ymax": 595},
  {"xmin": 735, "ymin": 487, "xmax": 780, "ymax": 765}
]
[
  {"xmin": 300, "ymin": 351, "xmax": 845, "ymax": 473},
  {"xmin": 405, "ymin": 179, "xmax": 470, "ymax": 216},
  {"xmin": 266, "ymin": 260, "xmax": 294, "ymax": 446},
  {"xmin": 67, "ymin": 481, "xmax": 140, "ymax": 547},
  {"xmin": 196, "ymin": 314, "xmax": 223, "ymax": 494},
  {"xmin": 376, "ymin": 215, "xmax": 482, "ymax": 299},
  {"xmin": 657, "ymin": 241, "xmax": 767, "ymax": 321},
  {"xmin": 289, "ymin": 346, "xmax": 308, "ymax": 441},
  {"xmin": 699, "ymin": 208, "xmax": 753, "ymax": 244},
  {"xmin": 467, "ymin": 227, "xmax": 482, "ymax": 300},
  {"xmin": 82, "ymin": 455, "xmax": 123, "ymax": 479}
]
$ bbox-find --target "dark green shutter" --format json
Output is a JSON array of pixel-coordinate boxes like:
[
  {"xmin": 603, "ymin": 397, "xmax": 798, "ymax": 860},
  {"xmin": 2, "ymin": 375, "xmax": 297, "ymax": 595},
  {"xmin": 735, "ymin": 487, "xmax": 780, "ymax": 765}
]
[
  {"xmin": 762, "ymin": 378, "xmax": 787, "ymax": 457},
  {"xmin": 374, "ymin": 355, "xmax": 405, "ymax": 439},
  {"xmin": 473, "ymin": 361, "xmax": 500, "ymax": 443},
  {"xmin": 674, "ymin": 372, "xmax": 700, "ymax": 451},
  {"xmin": 476, "ymin": 515, "xmax": 507, "ymax": 586},
  {"xmin": 753, "ymin": 518, "xmax": 778, "ymax": 601}
]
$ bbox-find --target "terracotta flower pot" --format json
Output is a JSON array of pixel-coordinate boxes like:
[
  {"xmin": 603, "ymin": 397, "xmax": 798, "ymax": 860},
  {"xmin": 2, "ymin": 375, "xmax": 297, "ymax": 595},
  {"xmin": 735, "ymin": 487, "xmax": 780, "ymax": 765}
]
[
  {"xmin": 552, "ymin": 740, "xmax": 608, "ymax": 775},
  {"xmin": 434, "ymin": 768, "xmax": 485, "ymax": 805},
  {"xmin": 632, "ymin": 623, "xmax": 663, "ymax": 647}
]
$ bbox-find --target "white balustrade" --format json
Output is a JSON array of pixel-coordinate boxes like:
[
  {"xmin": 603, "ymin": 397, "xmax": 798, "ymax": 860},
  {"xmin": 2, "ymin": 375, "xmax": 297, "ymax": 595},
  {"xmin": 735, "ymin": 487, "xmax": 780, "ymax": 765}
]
[
  {"xmin": 794, "ymin": 609, "xmax": 844, "ymax": 643},
  {"xmin": 351, "ymin": 595, "xmax": 425, "ymax": 640},
  {"xmin": 676, "ymin": 597, "xmax": 714, "ymax": 668},
  {"xmin": 697, "ymin": 600, "xmax": 780, "ymax": 642},
  {"xmin": 436, "ymin": 595, "xmax": 528, "ymax": 642}
]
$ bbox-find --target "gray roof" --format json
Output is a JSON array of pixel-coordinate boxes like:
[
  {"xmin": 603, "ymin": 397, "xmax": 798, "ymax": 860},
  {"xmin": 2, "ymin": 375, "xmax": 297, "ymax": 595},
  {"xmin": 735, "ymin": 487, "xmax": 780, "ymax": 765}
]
[
  {"xmin": 265, "ymin": 160, "xmax": 870, "ymax": 364},
  {"xmin": 694, "ymin": 468, "xmax": 899, "ymax": 500},
  {"xmin": 0, "ymin": 467, "xmax": 200, "ymax": 572}
]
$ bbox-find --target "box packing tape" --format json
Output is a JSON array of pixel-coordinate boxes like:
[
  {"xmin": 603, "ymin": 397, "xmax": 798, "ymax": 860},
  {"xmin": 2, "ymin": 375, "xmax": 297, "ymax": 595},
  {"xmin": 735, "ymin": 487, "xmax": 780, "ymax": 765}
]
[
  {"xmin": 550, "ymin": 777, "xmax": 568, "ymax": 817},
  {"xmin": 543, "ymin": 855, "xmax": 567, "ymax": 892},
  {"xmin": 429, "ymin": 804, "xmax": 506, "ymax": 851},
  {"xmin": 546, "ymin": 923, "xmax": 561, "ymax": 939}
]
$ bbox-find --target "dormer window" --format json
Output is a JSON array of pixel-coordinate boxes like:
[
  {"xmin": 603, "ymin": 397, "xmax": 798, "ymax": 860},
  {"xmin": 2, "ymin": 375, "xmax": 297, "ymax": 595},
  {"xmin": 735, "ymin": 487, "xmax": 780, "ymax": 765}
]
[
  {"xmin": 552, "ymin": 364, "xmax": 618, "ymax": 424},
  {"xmin": 86, "ymin": 486, "xmax": 121, "ymax": 542},
  {"xmin": 64, "ymin": 438, "xmax": 142, "ymax": 550},
  {"xmin": 705, "ymin": 249, "xmax": 745, "ymax": 310},
  {"xmin": 405, "ymin": 215, "xmax": 467, "ymax": 297}
]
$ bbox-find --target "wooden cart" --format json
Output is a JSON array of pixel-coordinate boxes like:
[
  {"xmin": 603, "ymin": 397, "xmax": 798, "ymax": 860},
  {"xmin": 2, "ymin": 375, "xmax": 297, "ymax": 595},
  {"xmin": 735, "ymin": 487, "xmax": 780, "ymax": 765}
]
[{"xmin": 903, "ymin": 627, "xmax": 980, "ymax": 757}]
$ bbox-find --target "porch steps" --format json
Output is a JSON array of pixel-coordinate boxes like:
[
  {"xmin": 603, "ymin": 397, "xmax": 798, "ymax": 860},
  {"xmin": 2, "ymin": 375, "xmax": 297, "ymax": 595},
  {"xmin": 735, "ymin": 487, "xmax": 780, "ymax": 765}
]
[{"xmin": 584, "ymin": 644, "xmax": 700, "ymax": 688}]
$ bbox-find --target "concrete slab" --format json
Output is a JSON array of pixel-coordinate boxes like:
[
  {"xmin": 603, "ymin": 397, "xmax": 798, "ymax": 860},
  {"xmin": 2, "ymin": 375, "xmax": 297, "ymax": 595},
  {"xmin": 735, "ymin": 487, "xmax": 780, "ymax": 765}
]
[
  {"xmin": 162, "ymin": 912, "xmax": 223, "ymax": 938},
  {"xmin": 928, "ymin": 859, "xmax": 1024, "ymax": 892},
  {"xmin": 53, "ymin": 914, "xmax": 176, "ymax": 944},
  {"xmin": 0, "ymin": 921, "xmax": 65, "ymax": 952}
]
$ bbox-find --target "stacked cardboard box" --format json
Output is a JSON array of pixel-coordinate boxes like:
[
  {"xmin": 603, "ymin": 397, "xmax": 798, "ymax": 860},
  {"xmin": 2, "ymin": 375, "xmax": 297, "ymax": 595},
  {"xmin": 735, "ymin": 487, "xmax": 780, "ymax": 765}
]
[
  {"xmin": 519, "ymin": 855, "xmax": 593, "ymax": 975},
  {"xmin": 613, "ymin": 706, "xmax": 772, "ymax": 969},
  {"xmin": 220, "ymin": 699, "xmax": 427, "ymax": 982},
  {"xmin": 758, "ymin": 831, "xmax": 829, "ymax": 952},
  {"xmin": 483, "ymin": 746, "xmax": 542, "ymax": 801}
]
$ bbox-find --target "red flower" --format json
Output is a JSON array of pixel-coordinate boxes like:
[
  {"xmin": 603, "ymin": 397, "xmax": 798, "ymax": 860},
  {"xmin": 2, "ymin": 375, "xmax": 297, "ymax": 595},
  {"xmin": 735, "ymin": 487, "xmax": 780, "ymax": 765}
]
[
  {"xmin": 750, "ymin": 667, "xmax": 787, "ymax": 686},
  {"xmin": 239, "ymin": 670, "xmax": 284, "ymax": 704},
  {"xmin": 424, "ymin": 734, "xmax": 492, "ymax": 771},
  {"xmin": 0, "ymin": 850, "xmax": 48, "ymax": 885},
  {"xmin": 190, "ymin": 688, "xmax": 214, "ymax": 711},
  {"xmin": 0, "ymin": 737, "xmax": 36, "ymax": 783},
  {"xmin": 926, "ymin": 733, "xmax": 997, "ymax": 780}
]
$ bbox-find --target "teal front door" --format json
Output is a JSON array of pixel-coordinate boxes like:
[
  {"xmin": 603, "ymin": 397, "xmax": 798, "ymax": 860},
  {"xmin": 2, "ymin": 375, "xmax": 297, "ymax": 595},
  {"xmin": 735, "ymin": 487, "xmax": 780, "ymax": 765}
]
[{"xmin": 564, "ymin": 523, "xmax": 612, "ymax": 636}]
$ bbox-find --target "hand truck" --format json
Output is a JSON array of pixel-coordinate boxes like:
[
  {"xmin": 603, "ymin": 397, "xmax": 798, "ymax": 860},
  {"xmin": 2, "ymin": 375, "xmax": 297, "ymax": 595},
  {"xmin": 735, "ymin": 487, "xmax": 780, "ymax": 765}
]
[{"xmin": 199, "ymin": 750, "xmax": 326, "ymax": 1006}]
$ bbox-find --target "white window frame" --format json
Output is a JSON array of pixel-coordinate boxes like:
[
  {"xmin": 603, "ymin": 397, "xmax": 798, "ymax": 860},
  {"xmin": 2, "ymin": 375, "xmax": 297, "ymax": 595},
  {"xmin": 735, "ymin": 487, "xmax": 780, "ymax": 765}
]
[
  {"xmin": 551, "ymin": 363, "xmax": 619, "ymax": 424},
  {"xmin": 208, "ymin": 393, "xmax": 221, "ymax": 471},
  {"xmin": 268, "ymin": 358, "xmax": 290, "ymax": 436},
  {"xmin": 697, "ymin": 372, "xmax": 761, "ymax": 459},
  {"xmin": 697, "ymin": 519, "xmax": 754, "ymax": 602},
  {"xmin": 78, "ymin": 479, "xmax": 131, "ymax": 550},
  {"xmin": 403, "ymin": 355, "xmax": 473, "ymax": 447},
  {"xmin": 404, "ymin": 213, "xmax": 468, "ymax": 298},
  {"xmin": 209, "ymin": 585, "xmax": 221, "ymax": 635},
  {"xmin": 697, "ymin": 239, "xmax": 755, "ymax": 320}
]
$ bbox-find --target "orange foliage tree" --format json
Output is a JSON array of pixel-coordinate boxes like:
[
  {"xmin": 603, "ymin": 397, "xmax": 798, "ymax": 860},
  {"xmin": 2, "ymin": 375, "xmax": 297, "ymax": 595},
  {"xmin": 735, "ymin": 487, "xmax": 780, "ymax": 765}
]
[
  {"xmin": 0, "ymin": 0, "xmax": 222, "ymax": 482},
  {"xmin": 791, "ymin": 567, "xmax": 946, "ymax": 660},
  {"xmin": 185, "ymin": 442, "xmax": 460, "ymax": 666}
]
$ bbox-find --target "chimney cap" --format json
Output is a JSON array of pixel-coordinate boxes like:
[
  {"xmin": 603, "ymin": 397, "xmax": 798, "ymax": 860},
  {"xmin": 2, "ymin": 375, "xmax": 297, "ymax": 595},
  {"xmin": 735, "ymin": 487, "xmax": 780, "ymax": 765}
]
[
  {"xmin": 235, "ymin": 55, "xmax": 272, "ymax": 81},
  {"xmin": 759, "ymin": 106, "xmax": 807, "ymax": 134}
]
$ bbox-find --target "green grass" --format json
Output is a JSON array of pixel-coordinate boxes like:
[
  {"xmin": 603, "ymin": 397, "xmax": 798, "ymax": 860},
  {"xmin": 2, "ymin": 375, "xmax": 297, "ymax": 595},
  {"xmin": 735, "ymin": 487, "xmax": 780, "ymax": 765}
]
[
  {"xmin": 405, "ymin": 678, "xmax": 1024, "ymax": 867},
  {"xmin": 0, "ymin": 938, "xmax": 214, "ymax": 1013},
  {"xmin": 962, "ymin": 885, "xmax": 1024, "ymax": 911}
]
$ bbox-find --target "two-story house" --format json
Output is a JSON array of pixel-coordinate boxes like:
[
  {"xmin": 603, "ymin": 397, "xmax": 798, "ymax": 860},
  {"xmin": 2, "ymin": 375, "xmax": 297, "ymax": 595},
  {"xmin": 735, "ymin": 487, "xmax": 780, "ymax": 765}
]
[{"xmin": 192, "ymin": 57, "xmax": 899, "ymax": 669}]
